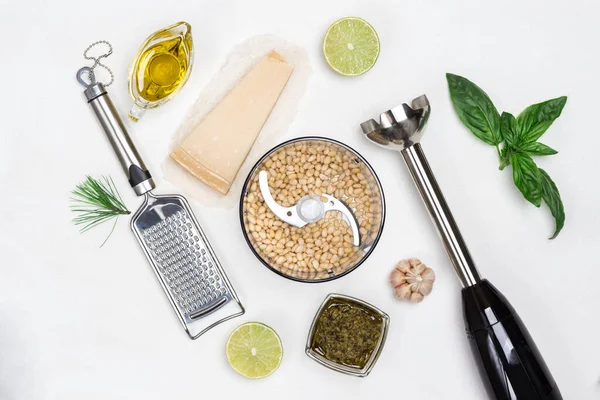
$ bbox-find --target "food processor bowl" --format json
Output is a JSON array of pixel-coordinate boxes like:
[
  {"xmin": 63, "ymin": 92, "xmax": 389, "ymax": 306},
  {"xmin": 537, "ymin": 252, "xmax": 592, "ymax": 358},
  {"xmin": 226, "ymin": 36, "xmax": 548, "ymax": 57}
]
[{"xmin": 239, "ymin": 137, "xmax": 385, "ymax": 282}]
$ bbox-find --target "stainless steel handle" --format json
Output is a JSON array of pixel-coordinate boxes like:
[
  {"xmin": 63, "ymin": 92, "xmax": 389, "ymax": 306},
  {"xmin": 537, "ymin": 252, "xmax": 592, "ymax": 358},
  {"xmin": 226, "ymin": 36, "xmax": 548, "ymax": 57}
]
[
  {"xmin": 401, "ymin": 144, "xmax": 481, "ymax": 287},
  {"xmin": 84, "ymin": 82, "xmax": 155, "ymax": 196}
]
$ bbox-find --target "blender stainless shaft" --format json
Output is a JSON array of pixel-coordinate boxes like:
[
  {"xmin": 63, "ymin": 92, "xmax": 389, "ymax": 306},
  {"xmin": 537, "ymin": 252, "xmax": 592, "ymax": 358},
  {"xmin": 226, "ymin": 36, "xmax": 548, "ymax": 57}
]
[{"xmin": 401, "ymin": 144, "xmax": 480, "ymax": 287}]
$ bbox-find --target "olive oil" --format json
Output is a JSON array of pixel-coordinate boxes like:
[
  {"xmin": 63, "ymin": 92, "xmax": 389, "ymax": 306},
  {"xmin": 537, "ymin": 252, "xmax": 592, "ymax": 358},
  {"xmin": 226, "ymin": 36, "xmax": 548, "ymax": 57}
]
[{"xmin": 128, "ymin": 22, "xmax": 193, "ymax": 122}]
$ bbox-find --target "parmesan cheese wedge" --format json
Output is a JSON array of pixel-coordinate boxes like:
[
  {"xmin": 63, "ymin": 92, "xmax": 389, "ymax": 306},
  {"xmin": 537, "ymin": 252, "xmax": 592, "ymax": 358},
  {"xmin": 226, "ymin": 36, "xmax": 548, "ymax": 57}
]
[{"xmin": 170, "ymin": 51, "xmax": 294, "ymax": 194}]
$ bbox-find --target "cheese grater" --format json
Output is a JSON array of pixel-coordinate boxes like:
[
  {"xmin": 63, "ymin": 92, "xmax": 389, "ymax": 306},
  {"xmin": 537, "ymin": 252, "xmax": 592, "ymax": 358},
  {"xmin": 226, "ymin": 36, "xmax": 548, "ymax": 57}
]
[{"xmin": 77, "ymin": 67, "xmax": 244, "ymax": 339}]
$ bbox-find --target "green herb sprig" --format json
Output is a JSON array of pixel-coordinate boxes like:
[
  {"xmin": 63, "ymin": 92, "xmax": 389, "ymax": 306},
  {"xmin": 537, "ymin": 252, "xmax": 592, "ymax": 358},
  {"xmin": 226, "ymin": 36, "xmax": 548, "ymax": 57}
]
[
  {"xmin": 70, "ymin": 176, "xmax": 130, "ymax": 246},
  {"xmin": 446, "ymin": 73, "xmax": 566, "ymax": 239}
]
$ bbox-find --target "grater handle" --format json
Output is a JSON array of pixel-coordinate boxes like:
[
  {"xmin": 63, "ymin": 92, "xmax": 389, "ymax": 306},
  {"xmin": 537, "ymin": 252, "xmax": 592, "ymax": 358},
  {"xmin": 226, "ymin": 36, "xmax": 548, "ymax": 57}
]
[{"xmin": 78, "ymin": 69, "xmax": 155, "ymax": 196}]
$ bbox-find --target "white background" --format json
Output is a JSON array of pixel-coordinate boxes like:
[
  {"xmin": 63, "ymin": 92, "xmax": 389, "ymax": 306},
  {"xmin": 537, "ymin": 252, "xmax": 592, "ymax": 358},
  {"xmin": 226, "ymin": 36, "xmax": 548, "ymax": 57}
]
[{"xmin": 1, "ymin": 0, "xmax": 599, "ymax": 399}]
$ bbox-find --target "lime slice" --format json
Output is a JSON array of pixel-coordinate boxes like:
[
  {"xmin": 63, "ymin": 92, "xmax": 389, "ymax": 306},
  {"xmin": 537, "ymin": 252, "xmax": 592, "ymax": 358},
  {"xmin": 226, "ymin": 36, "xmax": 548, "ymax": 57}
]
[
  {"xmin": 226, "ymin": 322, "xmax": 283, "ymax": 379},
  {"xmin": 323, "ymin": 17, "xmax": 380, "ymax": 76}
]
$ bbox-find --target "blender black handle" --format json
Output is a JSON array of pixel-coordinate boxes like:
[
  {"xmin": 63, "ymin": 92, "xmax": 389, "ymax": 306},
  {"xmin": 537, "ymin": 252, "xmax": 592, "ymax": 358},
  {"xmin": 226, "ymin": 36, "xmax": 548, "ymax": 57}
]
[
  {"xmin": 462, "ymin": 280, "xmax": 562, "ymax": 399},
  {"xmin": 400, "ymin": 144, "xmax": 562, "ymax": 400}
]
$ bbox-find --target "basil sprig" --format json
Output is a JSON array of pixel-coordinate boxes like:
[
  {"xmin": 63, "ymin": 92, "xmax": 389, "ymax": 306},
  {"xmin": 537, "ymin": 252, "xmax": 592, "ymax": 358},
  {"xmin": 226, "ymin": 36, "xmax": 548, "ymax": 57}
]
[{"xmin": 446, "ymin": 73, "xmax": 566, "ymax": 239}]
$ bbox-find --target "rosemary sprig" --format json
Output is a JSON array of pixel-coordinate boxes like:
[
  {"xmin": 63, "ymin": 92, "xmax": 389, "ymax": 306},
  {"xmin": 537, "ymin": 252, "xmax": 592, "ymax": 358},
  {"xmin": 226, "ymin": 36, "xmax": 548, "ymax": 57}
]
[{"xmin": 70, "ymin": 176, "xmax": 130, "ymax": 247}]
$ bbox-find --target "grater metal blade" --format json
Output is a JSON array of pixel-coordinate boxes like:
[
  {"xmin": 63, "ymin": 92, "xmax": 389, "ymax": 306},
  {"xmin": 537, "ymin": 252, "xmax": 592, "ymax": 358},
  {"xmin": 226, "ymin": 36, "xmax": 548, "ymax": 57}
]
[
  {"xmin": 78, "ymin": 68, "xmax": 244, "ymax": 339},
  {"xmin": 132, "ymin": 193, "xmax": 244, "ymax": 339}
]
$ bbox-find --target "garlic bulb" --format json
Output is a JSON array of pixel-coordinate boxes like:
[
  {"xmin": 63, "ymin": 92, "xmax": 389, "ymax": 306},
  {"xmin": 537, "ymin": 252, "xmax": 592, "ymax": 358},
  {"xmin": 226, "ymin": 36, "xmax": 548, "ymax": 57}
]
[{"xmin": 390, "ymin": 258, "xmax": 435, "ymax": 303}]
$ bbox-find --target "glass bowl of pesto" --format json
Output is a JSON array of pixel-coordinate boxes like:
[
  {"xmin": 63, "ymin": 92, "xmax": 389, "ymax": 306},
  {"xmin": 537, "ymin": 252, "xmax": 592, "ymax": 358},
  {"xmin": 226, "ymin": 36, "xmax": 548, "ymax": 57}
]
[{"xmin": 305, "ymin": 293, "xmax": 390, "ymax": 377}]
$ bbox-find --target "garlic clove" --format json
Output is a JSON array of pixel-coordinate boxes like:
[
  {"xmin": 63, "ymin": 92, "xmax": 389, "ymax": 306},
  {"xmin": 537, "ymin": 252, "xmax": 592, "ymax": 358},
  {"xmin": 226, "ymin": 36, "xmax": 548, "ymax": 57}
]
[
  {"xmin": 421, "ymin": 267, "xmax": 436, "ymax": 282},
  {"xmin": 394, "ymin": 283, "xmax": 412, "ymax": 301},
  {"xmin": 418, "ymin": 280, "xmax": 433, "ymax": 296},
  {"xmin": 410, "ymin": 292, "xmax": 424, "ymax": 303},
  {"xmin": 390, "ymin": 269, "xmax": 407, "ymax": 287},
  {"xmin": 408, "ymin": 282, "xmax": 421, "ymax": 293},
  {"xmin": 406, "ymin": 275, "xmax": 420, "ymax": 285},
  {"xmin": 395, "ymin": 259, "xmax": 412, "ymax": 273},
  {"xmin": 412, "ymin": 259, "xmax": 426, "ymax": 275}
]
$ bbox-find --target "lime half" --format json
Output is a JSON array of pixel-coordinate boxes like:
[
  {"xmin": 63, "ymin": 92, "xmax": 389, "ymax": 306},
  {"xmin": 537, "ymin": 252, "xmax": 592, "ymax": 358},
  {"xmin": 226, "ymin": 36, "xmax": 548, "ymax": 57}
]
[
  {"xmin": 226, "ymin": 322, "xmax": 283, "ymax": 379},
  {"xmin": 323, "ymin": 17, "xmax": 380, "ymax": 76}
]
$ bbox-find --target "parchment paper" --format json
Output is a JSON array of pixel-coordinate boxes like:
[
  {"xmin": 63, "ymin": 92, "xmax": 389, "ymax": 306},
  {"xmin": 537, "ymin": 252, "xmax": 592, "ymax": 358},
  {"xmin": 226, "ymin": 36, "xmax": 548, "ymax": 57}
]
[{"xmin": 162, "ymin": 35, "xmax": 311, "ymax": 208}]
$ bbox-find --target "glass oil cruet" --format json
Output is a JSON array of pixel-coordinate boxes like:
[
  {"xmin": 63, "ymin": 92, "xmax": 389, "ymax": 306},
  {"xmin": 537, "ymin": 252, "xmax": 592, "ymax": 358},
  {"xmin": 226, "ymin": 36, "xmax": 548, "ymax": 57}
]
[{"xmin": 128, "ymin": 21, "xmax": 193, "ymax": 122}]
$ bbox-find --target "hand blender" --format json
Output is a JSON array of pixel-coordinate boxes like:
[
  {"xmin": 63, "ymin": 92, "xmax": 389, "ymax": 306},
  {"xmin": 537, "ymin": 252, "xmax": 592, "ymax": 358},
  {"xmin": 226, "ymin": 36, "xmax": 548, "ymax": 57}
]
[{"xmin": 361, "ymin": 95, "xmax": 562, "ymax": 400}]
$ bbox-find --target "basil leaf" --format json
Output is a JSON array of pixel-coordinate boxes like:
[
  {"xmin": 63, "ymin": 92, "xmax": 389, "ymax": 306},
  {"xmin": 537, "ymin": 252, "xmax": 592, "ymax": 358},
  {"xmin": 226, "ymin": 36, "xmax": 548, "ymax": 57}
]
[
  {"xmin": 516, "ymin": 96, "xmax": 567, "ymax": 143},
  {"xmin": 446, "ymin": 73, "xmax": 502, "ymax": 146},
  {"xmin": 511, "ymin": 153, "xmax": 542, "ymax": 207},
  {"xmin": 500, "ymin": 112, "xmax": 518, "ymax": 148},
  {"xmin": 520, "ymin": 142, "xmax": 558, "ymax": 156},
  {"xmin": 499, "ymin": 147, "xmax": 511, "ymax": 170},
  {"xmin": 539, "ymin": 169, "xmax": 565, "ymax": 239}
]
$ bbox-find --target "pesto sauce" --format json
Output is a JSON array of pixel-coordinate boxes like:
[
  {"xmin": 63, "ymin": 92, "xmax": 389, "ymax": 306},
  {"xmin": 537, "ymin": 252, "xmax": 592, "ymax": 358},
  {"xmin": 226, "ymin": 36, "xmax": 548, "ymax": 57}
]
[{"xmin": 310, "ymin": 297, "xmax": 383, "ymax": 369}]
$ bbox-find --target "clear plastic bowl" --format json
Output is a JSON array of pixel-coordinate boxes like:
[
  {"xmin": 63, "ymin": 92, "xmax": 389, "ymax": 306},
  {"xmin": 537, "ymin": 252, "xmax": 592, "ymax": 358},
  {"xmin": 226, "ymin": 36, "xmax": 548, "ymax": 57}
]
[{"xmin": 239, "ymin": 137, "xmax": 385, "ymax": 282}]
